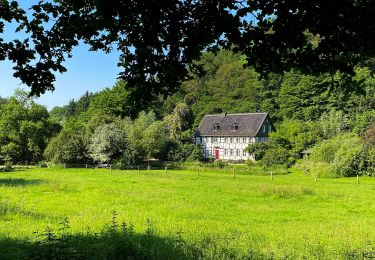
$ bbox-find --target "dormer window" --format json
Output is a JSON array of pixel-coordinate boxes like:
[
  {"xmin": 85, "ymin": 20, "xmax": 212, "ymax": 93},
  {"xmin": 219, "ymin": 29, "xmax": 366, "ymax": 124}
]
[
  {"xmin": 213, "ymin": 123, "xmax": 220, "ymax": 131},
  {"xmin": 231, "ymin": 123, "xmax": 239, "ymax": 131}
]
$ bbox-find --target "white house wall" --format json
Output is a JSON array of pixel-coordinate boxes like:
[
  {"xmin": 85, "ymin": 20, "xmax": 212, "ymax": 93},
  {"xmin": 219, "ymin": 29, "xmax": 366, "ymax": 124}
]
[{"xmin": 195, "ymin": 136, "xmax": 268, "ymax": 161}]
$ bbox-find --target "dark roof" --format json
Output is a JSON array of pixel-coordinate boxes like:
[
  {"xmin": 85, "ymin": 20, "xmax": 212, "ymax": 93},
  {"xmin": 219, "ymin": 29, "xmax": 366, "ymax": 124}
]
[{"xmin": 197, "ymin": 113, "xmax": 269, "ymax": 137}]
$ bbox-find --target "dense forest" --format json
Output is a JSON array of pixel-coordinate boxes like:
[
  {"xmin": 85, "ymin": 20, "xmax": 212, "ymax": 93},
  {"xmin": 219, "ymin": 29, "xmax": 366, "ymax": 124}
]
[{"xmin": 1, "ymin": 50, "xmax": 375, "ymax": 177}]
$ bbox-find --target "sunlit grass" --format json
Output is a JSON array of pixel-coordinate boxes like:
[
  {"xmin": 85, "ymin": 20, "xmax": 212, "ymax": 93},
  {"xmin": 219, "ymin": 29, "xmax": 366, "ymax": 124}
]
[{"xmin": 0, "ymin": 167, "xmax": 375, "ymax": 258}]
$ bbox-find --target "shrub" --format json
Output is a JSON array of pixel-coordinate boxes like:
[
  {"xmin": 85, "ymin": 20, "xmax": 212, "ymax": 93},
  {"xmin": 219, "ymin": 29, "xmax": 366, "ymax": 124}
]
[
  {"xmin": 165, "ymin": 142, "xmax": 193, "ymax": 161},
  {"xmin": 309, "ymin": 133, "xmax": 365, "ymax": 177},
  {"xmin": 363, "ymin": 121, "xmax": 375, "ymax": 147},
  {"xmin": 245, "ymin": 159, "xmax": 257, "ymax": 167},
  {"xmin": 114, "ymin": 146, "xmax": 142, "ymax": 169},
  {"xmin": 363, "ymin": 147, "xmax": 375, "ymax": 176},
  {"xmin": 330, "ymin": 142, "xmax": 364, "ymax": 177},
  {"xmin": 309, "ymin": 162, "xmax": 335, "ymax": 178},
  {"xmin": 186, "ymin": 144, "xmax": 204, "ymax": 162},
  {"xmin": 161, "ymin": 142, "xmax": 204, "ymax": 162},
  {"xmin": 213, "ymin": 160, "xmax": 227, "ymax": 168},
  {"xmin": 244, "ymin": 142, "xmax": 271, "ymax": 161},
  {"xmin": 44, "ymin": 129, "xmax": 88, "ymax": 164},
  {"xmin": 36, "ymin": 161, "xmax": 48, "ymax": 168},
  {"xmin": 0, "ymin": 143, "xmax": 21, "ymax": 164},
  {"xmin": 1, "ymin": 162, "xmax": 14, "ymax": 172},
  {"xmin": 351, "ymin": 110, "xmax": 375, "ymax": 135},
  {"xmin": 310, "ymin": 140, "xmax": 339, "ymax": 163},
  {"xmin": 260, "ymin": 147, "xmax": 290, "ymax": 167}
]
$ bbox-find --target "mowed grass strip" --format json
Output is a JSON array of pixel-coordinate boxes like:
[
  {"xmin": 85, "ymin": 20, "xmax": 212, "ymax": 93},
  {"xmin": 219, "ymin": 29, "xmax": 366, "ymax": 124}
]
[{"xmin": 0, "ymin": 168, "xmax": 375, "ymax": 258}]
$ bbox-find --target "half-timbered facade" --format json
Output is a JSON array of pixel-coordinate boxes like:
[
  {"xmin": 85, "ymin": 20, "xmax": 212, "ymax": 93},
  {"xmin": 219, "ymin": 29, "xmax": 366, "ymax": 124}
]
[{"xmin": 195, "ymin": 113, "xmax": 274, "ymax": 161}]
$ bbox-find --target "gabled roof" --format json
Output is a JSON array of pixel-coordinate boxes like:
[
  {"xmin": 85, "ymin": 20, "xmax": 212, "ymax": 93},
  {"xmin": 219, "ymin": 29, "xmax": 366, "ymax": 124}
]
[{"xmin": 197, "ymin": 113, "xmax": 269, "ymax": 137}]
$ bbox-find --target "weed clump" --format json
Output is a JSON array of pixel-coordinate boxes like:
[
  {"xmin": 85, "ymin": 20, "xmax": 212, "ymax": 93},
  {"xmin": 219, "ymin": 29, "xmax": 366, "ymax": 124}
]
[
  {"xmin": 258, "ymin": 185, "xmax": 315, "ymax": 199},
  {"xmin": 0, "ymin": 162, "xmax": 14, "ymax": 172}
]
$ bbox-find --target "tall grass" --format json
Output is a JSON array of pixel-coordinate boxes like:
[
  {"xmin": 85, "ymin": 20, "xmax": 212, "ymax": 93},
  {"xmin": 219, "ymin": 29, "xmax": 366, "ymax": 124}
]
[{"xmin": 169, "ymin": 161, "xmax": 289, "ymax": 175}]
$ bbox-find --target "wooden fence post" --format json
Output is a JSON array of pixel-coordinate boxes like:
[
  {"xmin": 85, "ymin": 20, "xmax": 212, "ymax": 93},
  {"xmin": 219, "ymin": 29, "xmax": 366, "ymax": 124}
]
[
  {"xmin": 271, "ymin": 171, "xmax": 273, "ymax": 180},
  {"xmin": 314, "ymin": 174, "xmax": 317, "ymax": 183},
  {"xmin": 357, "ymin": 175, "xmax": 359, "ymax": 184},
  {"xmin": 165, "ymin": 166, "xmax": 168, "ymax": 174},
  {"xmin": 85, "ymin": 164, "xmax": 88, "ymax": 169},
  {"xmin": 110, "ymin": 164, "xmax": 112, "ymax": 172},
  {"xmin": 233, "ymin": 168, "xmax": 236, "ymax": 179},
  {"xmin": 198, "ymin": 167, "xmax": 200, "ymax": 176},
  {"xmin": 147, "ymin": 164, "xmax": 150, "ymax": 171},
  {"xmin": 64, "ymin": 163, "xmax": 66, "ymax": 169}
]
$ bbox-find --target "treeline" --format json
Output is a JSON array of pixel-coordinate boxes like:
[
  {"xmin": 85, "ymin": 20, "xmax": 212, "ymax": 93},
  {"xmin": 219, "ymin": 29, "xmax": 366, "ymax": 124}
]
[
  {"xmin": 170, "ymin": 50, "xmax": 375, "ymax": 177},
  {"xmin": 41, "ymin": 81, "xmax": 203, "ymax": 167},
  {"xmin": 1, "ymin": 50, "xmax": 375, "ymax": 176},
  {"xmin": 44, "ymin": 109, "xmax": 203, "ymax": 168},
  {"xmin": 0, "ymin": 90, "xmax": 60, "ymax": 164},
  {"xmin": 246, "ymin": 112, "xmax": 375, "ymax": 177}
]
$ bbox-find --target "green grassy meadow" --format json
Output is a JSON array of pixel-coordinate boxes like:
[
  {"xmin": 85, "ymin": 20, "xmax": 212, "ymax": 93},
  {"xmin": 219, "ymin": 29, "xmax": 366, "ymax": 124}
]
[{"xmin": 1, "ymin": 168, "xmax": 375, "ymax": 258}]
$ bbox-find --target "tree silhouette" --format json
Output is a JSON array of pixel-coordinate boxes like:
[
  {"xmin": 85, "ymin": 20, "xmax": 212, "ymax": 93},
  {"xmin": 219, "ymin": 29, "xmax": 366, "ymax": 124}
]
[{"xmin": 1, "ymin": 0, "xmax": 375, "ymax": 105}]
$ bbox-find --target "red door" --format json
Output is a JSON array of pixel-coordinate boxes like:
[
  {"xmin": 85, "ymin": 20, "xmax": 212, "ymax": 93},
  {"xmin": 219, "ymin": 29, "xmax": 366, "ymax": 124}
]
[{"xmin": 215, "ymin": 148, "xmax": 220, "ymax": 160}]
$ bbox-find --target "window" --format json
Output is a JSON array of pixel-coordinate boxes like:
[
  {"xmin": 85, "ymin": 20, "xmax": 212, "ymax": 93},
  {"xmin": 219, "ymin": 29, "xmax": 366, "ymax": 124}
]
[
  {"xmin": 230, "ymin": 137, "xmax": 234, "ymax": 143},
  {"xmin": 224, "ymin": 149, "xmax": 228, "ymax": 156},
  {"xmin": 213, "ymin": 123, "xmax": 220, "ymax": 131},
  {"xmin": 242, "ymin": 137, "xmax": 246, "ymax": 143},
  {"xmin": 231, "ymin": 123, "xmax": 239, "ymax": 130},
  {"xmin": 236, "ymin": 137, "xmax": 240, "ymax": 143},
  {"xmin": 230, "ymin": 149, "xmax": 234, "ymax": 156},
  {"xmin": 236, "ymin": 149, "xmax": 240, "ymax": 156},
  {"xmin": 224, "ymin": 137, "xmax": 227, "ymax": 143},
  {"xmin": 262, "ymin": 124, "xmax": 266, "ymax": 132},
  {"xmin": 212, "ymin": 137, "xmax": 217, "ymax": 143}
]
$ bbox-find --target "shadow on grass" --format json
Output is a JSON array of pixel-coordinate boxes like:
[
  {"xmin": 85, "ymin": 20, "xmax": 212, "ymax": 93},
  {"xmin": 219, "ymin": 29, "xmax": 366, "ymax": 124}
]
[
  {"xmin": 0, "ymin": 178, "xmax": 44, "ymax": 187},
  {"xmin": 0, "ymin": 231, "xmax": 201, "ymax": 260},
  {"xmin": 0, "ymin": 215, "xmax": 268, "ymax": 260},
  {"xmin": 0, "ymin": 224, "xmax": 202, "ymax": 260},
  {"xmin": 0, "ymin": 213, "xmax": 373, "ymax": 259},
  {"xmin": 0, "ymin": 231, "xmax": 373, "ymax": 260}
]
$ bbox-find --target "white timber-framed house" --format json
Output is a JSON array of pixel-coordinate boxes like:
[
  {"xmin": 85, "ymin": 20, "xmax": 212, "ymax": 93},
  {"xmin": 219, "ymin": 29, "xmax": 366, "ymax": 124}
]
[{"xmin": 195, "ymin": 113, "xmax": 275, "ymax": 161}]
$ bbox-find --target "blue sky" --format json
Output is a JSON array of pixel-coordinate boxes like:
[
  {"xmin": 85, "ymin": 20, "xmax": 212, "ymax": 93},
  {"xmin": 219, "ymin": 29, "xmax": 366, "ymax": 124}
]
[{"xmin": 0, "ymin": 1, "xmax": 122, "ymax": 109}]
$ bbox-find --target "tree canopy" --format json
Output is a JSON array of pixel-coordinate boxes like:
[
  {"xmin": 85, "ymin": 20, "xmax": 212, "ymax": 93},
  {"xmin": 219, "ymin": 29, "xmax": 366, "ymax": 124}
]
[
  {"xmin": 1, "ymin": 0, "xmax": 375, "ymax": 104},
  {"xmin": 1, "ymin": 49, "xmax": 375, "ymax": 173}
]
